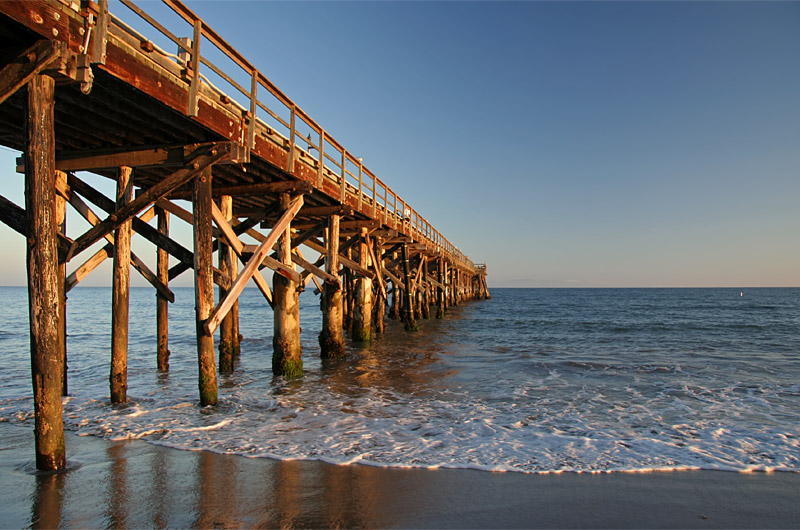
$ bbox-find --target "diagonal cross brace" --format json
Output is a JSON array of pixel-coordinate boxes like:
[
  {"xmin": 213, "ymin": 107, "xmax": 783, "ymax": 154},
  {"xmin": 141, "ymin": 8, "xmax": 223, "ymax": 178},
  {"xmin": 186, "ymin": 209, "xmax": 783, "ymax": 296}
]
[
  {"xmin": 210, "ymin": 200, "xmax": 274, "ymax": 305},
  {"xmin": 66, "ymin": 142, "xmax": 233, "ymax": 262},
  {"xmin": 58, "ymin": 180, "xmax": 173, "ymax": 301},
  {"xmin": 204, "ymin": 195, "xmax": 304, "ymax": 336}
]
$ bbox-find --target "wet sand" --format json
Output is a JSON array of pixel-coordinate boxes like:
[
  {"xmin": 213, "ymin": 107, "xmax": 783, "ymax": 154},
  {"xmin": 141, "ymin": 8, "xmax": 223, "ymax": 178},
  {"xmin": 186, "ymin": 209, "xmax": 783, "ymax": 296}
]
[{"xmin": 1, "ymin": 423, "xmax": 798, "ymax": 529}]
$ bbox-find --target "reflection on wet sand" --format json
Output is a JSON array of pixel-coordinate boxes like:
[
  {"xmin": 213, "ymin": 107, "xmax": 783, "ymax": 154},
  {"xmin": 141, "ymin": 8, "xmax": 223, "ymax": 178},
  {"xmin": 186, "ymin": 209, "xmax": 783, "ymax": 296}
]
[
  {"xmin": 41, "ymin": 435, "xmax": 396, "ymax": 528},
  {"xmin": 31, "ymin": 472, "xmax": 64, "ymax": 529},
  {"xmin": 107, "ymin": 443, "xmax": 128, "ymax": 528},
  {"xmin": 9, "ymin": 413, "xmax": 799, "ymax": 529}
]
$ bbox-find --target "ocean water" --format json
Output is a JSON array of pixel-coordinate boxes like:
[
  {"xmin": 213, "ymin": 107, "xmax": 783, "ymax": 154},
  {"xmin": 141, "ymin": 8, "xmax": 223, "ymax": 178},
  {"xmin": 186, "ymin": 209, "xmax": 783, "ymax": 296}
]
[{"xmin": 1, "ymin": 286, "xmax": 798, "ymax": 474}]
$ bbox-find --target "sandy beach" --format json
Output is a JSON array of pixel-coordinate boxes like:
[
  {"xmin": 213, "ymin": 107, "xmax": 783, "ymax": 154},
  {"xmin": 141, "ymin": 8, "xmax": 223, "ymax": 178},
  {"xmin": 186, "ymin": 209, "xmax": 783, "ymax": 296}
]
[{"xmin": 1, "ymin": 423, "xmax": 798, "ymax": 529}]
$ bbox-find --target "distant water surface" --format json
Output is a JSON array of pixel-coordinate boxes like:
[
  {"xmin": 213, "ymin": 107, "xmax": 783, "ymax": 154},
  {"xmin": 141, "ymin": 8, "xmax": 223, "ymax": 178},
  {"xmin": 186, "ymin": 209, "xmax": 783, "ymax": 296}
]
[{"xmin": 1, "ymin": 287, "xmax": 798, "ymax": 473}]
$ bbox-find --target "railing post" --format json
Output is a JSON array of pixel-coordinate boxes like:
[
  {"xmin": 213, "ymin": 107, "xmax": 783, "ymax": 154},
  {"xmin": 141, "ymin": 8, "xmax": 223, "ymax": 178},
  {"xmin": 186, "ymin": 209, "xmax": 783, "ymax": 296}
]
[
  {"xmin": 288, "ymin": 105, "xmax": 296, "ymax": 172},
  {"xmin": 317, "ymin": 130, "xmax": 325, "ymax": 188},
  {"xmin": 357, "ymin": 161, "xmax": 363, "ymax": 211},
  {"xmin": 393, "ymin": 193, "xmax": 398, "ymax": 230},
  {"xmin": 187, "ymin": 19, "xmax": 201, "ymax": 117},
  {"xmin": 92, "ymin": 0, "xmax": 109, "ymax": 65},
  {"xmin": 246, "ymin": 69, "xmax": 257, "ymax": 162},
  {"xmin": 339, "ymin": 149, "xmax": 346, "ymax": 204},
  {"xmin": 371, "ymin": 174, "xmax": 377, "ymax": 218}
]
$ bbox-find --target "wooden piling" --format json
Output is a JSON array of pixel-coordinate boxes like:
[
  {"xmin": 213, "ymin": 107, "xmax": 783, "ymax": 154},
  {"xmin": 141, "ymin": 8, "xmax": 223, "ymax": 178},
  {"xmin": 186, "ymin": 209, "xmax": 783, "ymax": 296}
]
[
  {"xmin": 389, "ymin": 281, "xmax": 400, "ymax": 320},
  {"xmin": 343, "ymin": 248, "xmax": 354, "ymax": 334},
  {"xmin": 352, "ymin": 227, "xmax": 373, "ymax": 341},
  {"xmin": 217, "ymin": 195, "xmax": 236, "ymax": 372},
  {"xmin": 273, "ymin": 193, "xmax": 302, "ymax": 377},
  {"xmin": 319, "ymin": 214, "xmax": 345, "ymax": 358},
  {"xmin": 401, "ymin": 244, "xmax": 418, "ymax": 331},
  {"xmin": 110, "ymin": 166, "xmax": 132, "ymax": 404},
  {"xmin": 193, "ymin": 167, "xmax": 217, "ymax": 405},
  {"xmin": 25, "ymin": 74, "xmax": 65, "ymax": 471},
  {"xmin": 420, "ymin": 261, "xmax": 430, "ymax": 320},
  {"xmin": 436, "ymin": 259, "xmax": 445, "ymax": 319},
  {"xmin": 156, "ymin": 206, "xmax": 170, "ymax": 371}
]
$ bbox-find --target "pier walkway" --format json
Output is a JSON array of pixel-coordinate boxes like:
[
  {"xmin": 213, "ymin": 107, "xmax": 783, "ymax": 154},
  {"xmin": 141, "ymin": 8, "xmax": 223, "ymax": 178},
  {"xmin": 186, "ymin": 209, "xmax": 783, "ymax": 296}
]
[{"xmin": 0, "ymin": 0, "xmax": 488, "ymax": 470}]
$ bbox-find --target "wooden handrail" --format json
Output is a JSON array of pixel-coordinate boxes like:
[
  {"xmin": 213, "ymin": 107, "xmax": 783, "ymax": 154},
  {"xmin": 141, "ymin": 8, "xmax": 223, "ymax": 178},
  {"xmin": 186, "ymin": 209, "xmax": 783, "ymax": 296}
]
[{"xmin": 112, "ymin": 0, "xmax": 476, "ymax": 271}]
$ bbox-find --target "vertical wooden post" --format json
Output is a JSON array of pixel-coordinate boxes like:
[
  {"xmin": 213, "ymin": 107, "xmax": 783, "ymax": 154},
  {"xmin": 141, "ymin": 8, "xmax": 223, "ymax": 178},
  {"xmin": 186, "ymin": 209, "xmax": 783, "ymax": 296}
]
[
  {"xmin": 373, "ymin": 236, "xmax": 385, "ymax": 333},
  {"xmin": 319, "ymin": 214, "xmax": 345, "ymax": 358},
  {"xmin": 273, "ymin": 193, "xmax": 302, "ymax": 376},
  {"xmin": 343, "ymin": 248, "xmax": 354, "ymax": 334},
  {"xmin": 217, "ymin": 195, "xmax": 236, "ymax": 373},
  {"xmin": 156, "ymin": 206, "xmax": 170, "ymax": 371},
  {"xmin": 420, "ymin": 262, "xmax": 430, "ymax": 320},
  {"xmin": 436, "ymin": 259, "xmax": 445, "ymax": 319},
  {"xmin": 450, "ymin": 268, "xmax": 456, "ymax": 306},
  {"xmin": 401, "ymin": 244, "xmax": 418, "ymax": 331},
  {"xmin": 443, "ymin": 261, "xmax": 450, "ymax": 310},
  {"xmin": 389, "ymin": 281, "xmax": 400, "ymax": 320},
  {"xmin": 352, "ymin": 227, "xmax": 372, "ymax": 341},
  {"xmin": 25, "ymin": 74, "xmax": 65, "ymax": 471},
  {"xmin": 110, "ymin": 166, "xmax": 132, "ymax": 404},
  {"xmin": 55, "ymin": 170, "xmax": 68, "ymax": 396},
  {"xmin": 193, "ymin": 166, "xmax": 217, "ymax": 405}
]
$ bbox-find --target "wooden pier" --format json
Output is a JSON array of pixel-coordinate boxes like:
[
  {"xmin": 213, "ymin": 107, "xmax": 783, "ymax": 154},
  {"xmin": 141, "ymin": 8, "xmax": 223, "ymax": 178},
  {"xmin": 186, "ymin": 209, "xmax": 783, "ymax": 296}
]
[{"xmin": 0, "ymin": 0, "xmax": 489, "ymax": 470}]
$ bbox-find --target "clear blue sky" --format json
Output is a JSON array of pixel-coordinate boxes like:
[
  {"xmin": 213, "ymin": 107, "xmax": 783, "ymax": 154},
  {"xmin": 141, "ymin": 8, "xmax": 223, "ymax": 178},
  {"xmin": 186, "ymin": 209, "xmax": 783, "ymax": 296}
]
[{"xmin": 1, "ymin": 1, "xmax": 798, "ymax": 287}]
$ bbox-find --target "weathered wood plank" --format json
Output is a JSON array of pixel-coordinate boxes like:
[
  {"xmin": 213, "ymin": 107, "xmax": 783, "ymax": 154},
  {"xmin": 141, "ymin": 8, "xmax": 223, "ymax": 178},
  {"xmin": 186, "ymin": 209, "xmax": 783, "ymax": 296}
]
[{"xmin": 170, "ymin": 180, "xmax": 313, "ymax": 200}]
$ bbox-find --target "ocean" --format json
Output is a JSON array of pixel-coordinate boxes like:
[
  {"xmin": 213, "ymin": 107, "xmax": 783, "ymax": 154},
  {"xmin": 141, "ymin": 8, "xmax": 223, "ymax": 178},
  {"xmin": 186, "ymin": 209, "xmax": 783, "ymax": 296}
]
[{"xmin": 1, "ymin": 286, "xmax": 798, "ymax": 474}]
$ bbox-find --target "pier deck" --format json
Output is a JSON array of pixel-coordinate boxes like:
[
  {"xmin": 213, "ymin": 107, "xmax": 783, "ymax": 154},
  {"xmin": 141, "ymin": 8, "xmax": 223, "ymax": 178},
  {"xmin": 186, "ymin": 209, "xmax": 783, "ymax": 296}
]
[{"xmin": 0, "ymin": 0, "xmax": 488, "ymax": 470}]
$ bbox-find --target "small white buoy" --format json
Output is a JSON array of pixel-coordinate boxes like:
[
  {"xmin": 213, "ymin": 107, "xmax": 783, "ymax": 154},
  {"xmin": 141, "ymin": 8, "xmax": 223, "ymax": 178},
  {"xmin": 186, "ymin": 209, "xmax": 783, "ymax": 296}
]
[{"xmin": 740, "ymin": 292, "xmax": 743, "ymax": 297}]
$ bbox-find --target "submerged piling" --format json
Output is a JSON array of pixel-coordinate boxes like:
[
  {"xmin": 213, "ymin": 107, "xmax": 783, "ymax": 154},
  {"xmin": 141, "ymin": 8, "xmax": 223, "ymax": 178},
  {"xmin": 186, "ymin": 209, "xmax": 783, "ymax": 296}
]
[
  {"xmin": 25, "ymin": 74, "xmax": 66, "ymax": 471},
  {"xmin": 110, "ymin": 166, "xmax": 132, "ymax": 404},
  {"xmin": 193, "ymin": 167, "xmax": 217, "ymax": 406},
  {"xmin": 273, "ymin": 193, "xmax": 302, "ymax": 376}
]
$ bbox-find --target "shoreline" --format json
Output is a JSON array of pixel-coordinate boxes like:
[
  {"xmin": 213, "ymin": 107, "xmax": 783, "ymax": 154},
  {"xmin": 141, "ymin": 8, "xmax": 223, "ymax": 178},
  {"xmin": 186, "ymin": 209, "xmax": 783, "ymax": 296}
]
[{"xmin": 2, "ymin": 423, "xmax": 799, "ymax": 529}]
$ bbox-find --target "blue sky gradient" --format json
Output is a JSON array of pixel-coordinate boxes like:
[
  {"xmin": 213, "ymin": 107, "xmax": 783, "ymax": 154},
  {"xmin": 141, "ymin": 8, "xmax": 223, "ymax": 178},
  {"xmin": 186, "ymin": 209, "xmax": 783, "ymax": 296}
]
[{"xmin": 1, "ymin": 1, "xmax": 797, "ymax": 287}]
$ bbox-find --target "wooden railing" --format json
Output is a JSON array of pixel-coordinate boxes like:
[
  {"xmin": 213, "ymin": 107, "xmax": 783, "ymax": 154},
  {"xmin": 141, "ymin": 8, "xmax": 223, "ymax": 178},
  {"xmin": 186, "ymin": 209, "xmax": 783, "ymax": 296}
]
[{"xmin": 107, "ymin": 0, "xmax": 475, "ymax": 272}]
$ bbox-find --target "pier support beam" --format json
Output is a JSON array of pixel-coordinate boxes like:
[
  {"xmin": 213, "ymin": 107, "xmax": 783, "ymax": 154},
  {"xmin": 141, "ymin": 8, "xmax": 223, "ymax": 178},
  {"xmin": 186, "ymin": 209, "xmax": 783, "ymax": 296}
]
[
  {"xmin": 273, "ymin": 193, "xmax": 302, "ymax": 377},
  {"xmin": 401, "ymin": 244, "xmax": 418, "ymax": 331},
  {"xmin": 319, "ymin": 214, "xmax": 345, "ymax": 358},
  {"xmin": 352, "ymin": 227, "xmax": 373, "ymax": 341},
  {"xmin": 25, "ymin": 74, "xmax": 65, "ymax": 471},
  {"xmin": 156, "ymin": 206, "xmax": 170, "ymax": 371},
  {"xmin": 110, "ymin": 166, "xmax": 133, "ymax": 404},
  {"xmin": 217, "ymin": 195, "xmax": 236, "ymax": 373},
  {"xmin": 193, "ymin": 167, "xmax": 217, "ymax": 405}
]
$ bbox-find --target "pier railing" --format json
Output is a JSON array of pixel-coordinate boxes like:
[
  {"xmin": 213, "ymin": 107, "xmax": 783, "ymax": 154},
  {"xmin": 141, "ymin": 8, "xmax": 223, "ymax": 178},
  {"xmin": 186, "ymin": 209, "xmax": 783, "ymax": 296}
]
[{"xmin": 109, "ymin": 0, "xmax": 475, "ymax": 272}]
